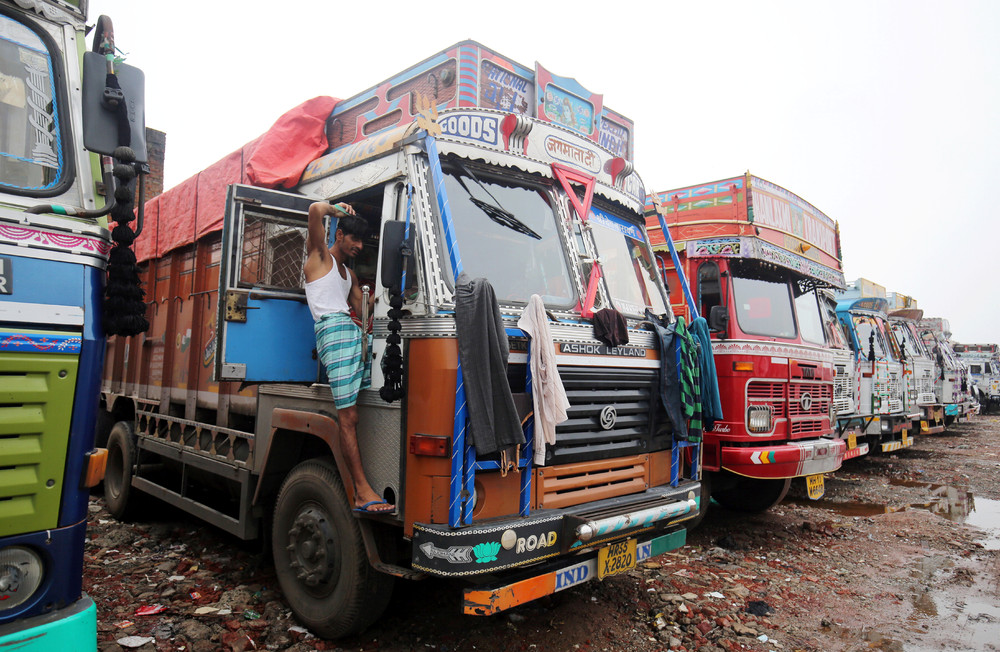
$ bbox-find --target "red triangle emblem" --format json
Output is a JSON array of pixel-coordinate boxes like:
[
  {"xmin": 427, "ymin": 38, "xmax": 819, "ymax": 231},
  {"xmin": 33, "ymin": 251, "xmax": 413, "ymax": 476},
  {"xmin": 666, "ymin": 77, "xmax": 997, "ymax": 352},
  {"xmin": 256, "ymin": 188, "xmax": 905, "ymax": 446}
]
[{"xmin": 551, "ymin": 163, "xmax": 595, "ymax": 223}]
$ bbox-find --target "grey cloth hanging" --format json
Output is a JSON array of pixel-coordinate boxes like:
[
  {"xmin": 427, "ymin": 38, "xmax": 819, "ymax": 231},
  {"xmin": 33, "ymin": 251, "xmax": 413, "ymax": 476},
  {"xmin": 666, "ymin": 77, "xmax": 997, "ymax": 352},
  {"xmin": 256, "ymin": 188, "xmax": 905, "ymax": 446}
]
[
  {"xmin": 644, "ymin": 309, "xmax": 687, "ymax": 440},
  {"xmin": 455, "ymin": 273, "xmax": 525, "ymax": 459}
]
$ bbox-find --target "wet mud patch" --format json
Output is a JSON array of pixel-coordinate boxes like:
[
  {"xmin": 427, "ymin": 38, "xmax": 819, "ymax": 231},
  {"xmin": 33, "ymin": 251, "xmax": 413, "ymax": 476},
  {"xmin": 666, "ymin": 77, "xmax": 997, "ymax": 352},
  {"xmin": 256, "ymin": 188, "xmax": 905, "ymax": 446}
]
[{"xmin": 85, "ymin": 417, "xmax": 1000, "ymax": 651}]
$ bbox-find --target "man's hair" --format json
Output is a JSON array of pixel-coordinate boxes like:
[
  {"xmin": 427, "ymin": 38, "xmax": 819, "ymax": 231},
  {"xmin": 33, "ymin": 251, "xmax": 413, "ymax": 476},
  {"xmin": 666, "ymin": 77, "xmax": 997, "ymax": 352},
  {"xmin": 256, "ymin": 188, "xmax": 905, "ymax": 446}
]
[{"xmin": 336, "ymin": 214, "xmax": 368, "ymax": 240}]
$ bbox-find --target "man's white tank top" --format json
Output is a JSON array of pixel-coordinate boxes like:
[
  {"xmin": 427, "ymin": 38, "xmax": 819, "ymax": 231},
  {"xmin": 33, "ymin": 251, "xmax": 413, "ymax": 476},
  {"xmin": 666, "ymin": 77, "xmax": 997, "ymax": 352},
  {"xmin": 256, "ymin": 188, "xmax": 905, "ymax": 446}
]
[{"xmin": 305, "ymin": 264, "xmax": 352, "ymax": 321}]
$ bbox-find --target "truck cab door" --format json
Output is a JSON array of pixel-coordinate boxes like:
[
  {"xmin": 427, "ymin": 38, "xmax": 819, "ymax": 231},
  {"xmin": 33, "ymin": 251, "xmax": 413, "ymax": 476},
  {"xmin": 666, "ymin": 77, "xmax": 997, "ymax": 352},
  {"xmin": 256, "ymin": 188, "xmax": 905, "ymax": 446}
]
[{"xmin": 216, "ymin": 185, "xmax": 319, "ymax": 382}]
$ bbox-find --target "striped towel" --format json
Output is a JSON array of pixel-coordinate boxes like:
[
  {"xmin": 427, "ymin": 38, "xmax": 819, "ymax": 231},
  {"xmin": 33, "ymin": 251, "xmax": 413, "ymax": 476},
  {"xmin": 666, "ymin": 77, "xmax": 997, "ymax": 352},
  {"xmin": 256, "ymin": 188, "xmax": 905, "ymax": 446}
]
[{"xmin": 315, "ymin": 312, "xmax": 372, "ymax": 409}]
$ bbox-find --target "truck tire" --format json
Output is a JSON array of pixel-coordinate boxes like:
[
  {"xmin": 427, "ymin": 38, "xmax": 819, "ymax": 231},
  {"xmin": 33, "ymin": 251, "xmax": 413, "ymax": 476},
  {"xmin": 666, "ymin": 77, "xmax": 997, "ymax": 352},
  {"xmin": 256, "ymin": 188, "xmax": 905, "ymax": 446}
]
[
  {"xmin": 712, "ymin": 477, "xmax": 791, "ymax": 513},
  {"xmin": 272, "ymin": 458, "xmax": 394, "ymax": 639},
  {"xmin": 104, "ymin": 421, "xmax": 139, "ymax": 519},
  {"xmin": 94, "ymin": 409, "xmax": 114, "ymax": 449}
]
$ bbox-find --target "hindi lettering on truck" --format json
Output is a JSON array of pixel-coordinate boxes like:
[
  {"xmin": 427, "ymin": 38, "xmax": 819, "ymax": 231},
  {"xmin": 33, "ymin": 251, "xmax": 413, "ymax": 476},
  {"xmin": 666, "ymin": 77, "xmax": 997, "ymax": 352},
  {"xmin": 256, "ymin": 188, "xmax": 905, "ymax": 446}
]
[{"xmin": 97, "ymin": 41, "xmax": 705, "ymax": 638}]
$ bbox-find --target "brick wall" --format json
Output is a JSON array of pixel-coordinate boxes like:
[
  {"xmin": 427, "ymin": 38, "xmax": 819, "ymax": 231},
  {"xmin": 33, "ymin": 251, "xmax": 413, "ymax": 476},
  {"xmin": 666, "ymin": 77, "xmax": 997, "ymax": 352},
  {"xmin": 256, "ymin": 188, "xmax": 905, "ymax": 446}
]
[{"xmin": 143, "ymin": 127, "xmax": 166, "ymax": 201}]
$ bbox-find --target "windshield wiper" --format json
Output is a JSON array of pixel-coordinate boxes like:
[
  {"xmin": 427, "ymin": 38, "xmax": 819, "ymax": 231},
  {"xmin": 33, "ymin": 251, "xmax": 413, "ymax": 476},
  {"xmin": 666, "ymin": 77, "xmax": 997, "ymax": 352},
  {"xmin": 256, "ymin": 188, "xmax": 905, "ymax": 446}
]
[{"xmin": 448, "ymin": 155, "xmax": 541, "ymax": 239}]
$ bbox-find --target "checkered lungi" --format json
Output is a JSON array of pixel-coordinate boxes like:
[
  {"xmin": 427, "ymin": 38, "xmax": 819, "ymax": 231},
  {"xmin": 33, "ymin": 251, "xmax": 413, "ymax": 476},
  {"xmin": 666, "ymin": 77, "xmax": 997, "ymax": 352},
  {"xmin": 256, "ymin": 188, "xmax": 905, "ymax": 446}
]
[{"xmin": 315, "ymin": 312, "xmax": 372, "ymax": 409}]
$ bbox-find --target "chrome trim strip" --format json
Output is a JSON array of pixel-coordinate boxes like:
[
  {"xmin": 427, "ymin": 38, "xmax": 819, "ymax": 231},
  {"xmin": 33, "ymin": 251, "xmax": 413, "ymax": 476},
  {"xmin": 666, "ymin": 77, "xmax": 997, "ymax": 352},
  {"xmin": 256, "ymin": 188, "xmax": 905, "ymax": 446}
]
[
  {"xmin": 0, "ymin": 301, "xmax": 84, "ymax": 326},
  {"xmin": 574, "ymin": 499, "xmax": 697, "ymax": 544}
]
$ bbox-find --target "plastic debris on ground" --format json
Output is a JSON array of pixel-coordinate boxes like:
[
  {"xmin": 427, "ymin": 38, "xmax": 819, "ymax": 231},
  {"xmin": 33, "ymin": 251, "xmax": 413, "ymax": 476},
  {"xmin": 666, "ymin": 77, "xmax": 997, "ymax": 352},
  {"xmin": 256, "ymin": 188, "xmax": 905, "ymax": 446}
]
[
  {"xmin": 134, "ymin": 604, "xmax": 167, "ymax": 616},
  {"xmin": 117, "ymin": 636, "xmax": 155, "ymax": 648}
]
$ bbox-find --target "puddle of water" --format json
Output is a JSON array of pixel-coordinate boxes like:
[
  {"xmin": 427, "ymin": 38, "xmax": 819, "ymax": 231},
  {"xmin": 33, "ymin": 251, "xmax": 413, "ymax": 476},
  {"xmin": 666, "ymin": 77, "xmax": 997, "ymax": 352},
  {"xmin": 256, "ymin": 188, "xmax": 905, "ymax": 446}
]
[
  {"xmin": 933, "ymin": 596, "xmax": 1000, "ymax": 650},
  {"xmin": 962, "ymin": 496, "xmax": 1000, "ymax": 550},
  {"xmin": 911, "ymin": 590, "xmax": 937, "ymax": 617},
  {"xmin": 788, "ymin": 498, "xmax": 898, "ymax": 517},
  {"xmin": 794, "ymin": 479, "xmax": 1000, "ymax": 550}
]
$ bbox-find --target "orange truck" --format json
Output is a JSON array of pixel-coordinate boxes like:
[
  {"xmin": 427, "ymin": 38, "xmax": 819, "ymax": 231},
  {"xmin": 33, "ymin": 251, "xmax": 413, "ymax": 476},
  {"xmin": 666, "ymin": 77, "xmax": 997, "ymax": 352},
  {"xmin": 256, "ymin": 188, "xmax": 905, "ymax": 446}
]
[
  {"xmin": 646, "ymin": 173, "xmax": 846, "ymax": 513},
  {"xmin": 98, "ymin": 41, "xmax": 703, "ymax": 637}
]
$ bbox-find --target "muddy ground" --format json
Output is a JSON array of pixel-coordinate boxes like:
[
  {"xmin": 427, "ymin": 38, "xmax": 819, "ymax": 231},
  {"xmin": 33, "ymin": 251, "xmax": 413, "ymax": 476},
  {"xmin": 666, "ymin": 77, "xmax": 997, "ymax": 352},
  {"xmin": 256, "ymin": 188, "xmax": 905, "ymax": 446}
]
[{"xmin": 88, "ymin": 416, "xmax": 1000, "ymax": 652}]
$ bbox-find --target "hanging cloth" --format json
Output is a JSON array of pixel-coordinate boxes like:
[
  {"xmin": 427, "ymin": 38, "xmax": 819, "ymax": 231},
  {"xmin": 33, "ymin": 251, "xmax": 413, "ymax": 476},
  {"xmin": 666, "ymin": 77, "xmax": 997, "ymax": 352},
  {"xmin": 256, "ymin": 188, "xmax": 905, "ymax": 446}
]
[
  {"xmin": 594, "ymin": 307, "xmax": 629, "ymax": 347},
  {"xmin": 455, "ymin": 274, "xmax": 525, "ymax": 464},
  {"xmin": 644, "ymin": 309, "xmax": 687, "ymax": 440},
  {"xmin": 517, "ymin": 295, "xmax": 571, "ymax": 465},
  {"xmin": 675, "ymin": 316, "xmax": 704, "ymax": 442},
  {"xmin": 690, "ymin": 316, "xmax": 723, "ymax": 431}
]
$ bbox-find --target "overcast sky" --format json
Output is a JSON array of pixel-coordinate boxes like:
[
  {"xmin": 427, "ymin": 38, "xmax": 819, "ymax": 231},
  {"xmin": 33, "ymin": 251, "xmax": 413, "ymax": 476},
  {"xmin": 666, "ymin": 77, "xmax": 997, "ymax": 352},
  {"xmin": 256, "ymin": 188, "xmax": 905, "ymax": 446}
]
[{"xmin": 91, "ymin": 0, "xmax": 999, "ymax": 343}]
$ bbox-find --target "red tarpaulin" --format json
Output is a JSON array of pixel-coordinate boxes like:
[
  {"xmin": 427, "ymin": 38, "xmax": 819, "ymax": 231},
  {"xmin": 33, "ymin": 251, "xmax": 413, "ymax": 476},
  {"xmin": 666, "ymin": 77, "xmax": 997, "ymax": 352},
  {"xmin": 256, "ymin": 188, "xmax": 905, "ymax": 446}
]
[
  {"xmin": 245, "ymin": 96, "xmax": 338, "ymax": 189},
  {"xmin": 133, "ymin": 194, "xmax": 158, "ymax": 262},
  {"xmin": 135, "ymin": 97, "xmax": 338, "ymax": 263}
]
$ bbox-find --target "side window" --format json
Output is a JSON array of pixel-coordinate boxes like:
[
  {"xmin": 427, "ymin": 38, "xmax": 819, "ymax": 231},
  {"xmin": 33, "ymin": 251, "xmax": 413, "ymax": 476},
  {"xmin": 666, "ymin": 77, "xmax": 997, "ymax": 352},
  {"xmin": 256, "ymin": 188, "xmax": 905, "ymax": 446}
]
[
  {"xmin": 697, "ymin": 262, "xmax": 721, "ymax": 320},
  {"xmin": 0, "ymin": 14, "xmax": 69, "ymax": 195},
  {"xmin": 239, "ymin": 210, "xmax": 307, "ymax": 292}
]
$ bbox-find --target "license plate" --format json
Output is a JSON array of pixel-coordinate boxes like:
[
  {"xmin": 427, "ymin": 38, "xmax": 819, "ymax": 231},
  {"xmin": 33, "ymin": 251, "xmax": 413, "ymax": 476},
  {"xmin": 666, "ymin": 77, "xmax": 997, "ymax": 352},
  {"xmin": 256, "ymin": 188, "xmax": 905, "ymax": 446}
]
[
  {"xmin": 920, "ymin": 420, "xmax": 928, "ymax": 431},
  {"xmin": 847, "ymin": 431, "xmax": 857, "ymax": 449},
  {"xmin": 0, "ymin": 257, "xmax": 11, "ymax": 295},
  {"xmin": 597, "ymin": 538, "xmax": 636, "ymax": 579},
  {"xmin": 806, "ymin": 473, "xmax": 825, "ymax": 500}
]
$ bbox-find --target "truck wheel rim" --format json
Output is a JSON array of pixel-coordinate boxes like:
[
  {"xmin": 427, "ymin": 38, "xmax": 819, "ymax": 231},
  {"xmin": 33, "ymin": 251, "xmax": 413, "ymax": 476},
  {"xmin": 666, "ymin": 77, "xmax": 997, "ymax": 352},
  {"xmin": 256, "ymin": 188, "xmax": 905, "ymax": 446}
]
[{"xmin": 286, "ymin": 506, "xmax": 339, "ymax": 589}]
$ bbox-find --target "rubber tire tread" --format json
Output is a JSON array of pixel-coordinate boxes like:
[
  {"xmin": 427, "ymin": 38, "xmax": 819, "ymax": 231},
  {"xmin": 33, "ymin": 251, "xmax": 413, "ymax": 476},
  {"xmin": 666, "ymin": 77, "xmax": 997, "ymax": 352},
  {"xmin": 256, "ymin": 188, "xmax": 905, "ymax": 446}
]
[
  {"xmin": 104, "ymin": 421, "xmax": 138, "ymax": 519},
  {"xmin": 712, "ymin": 476, "xmax": 792, "ymax": 513},
  {"xmin": 94, "ymin": 409, "xmax": 114, "ymax": 449},
  {"xmin": 271, "ymin": 458, "xmax": 393, "ymax": 639}
]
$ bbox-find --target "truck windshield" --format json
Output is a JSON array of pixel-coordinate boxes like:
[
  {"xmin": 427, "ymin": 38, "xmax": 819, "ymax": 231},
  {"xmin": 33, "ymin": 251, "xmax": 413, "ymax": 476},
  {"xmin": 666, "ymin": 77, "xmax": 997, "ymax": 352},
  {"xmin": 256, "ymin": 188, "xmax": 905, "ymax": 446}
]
[
  {"xmin": 588, "ymin": 206, "xmax": 667, "ymax": 317},
  {"xmin": 794, "ymin": 291, "xmax": 825, "ymax": 345},
  {"xmin": 731, "ymin": 275, "xmax": 796, "ymax": 338},
  {"xmin": 852, "ymin": 315, "xmax": 890, "ymax": 359},
  {"xmin": 890, "ymin": 322, "xmax": 924, "ymax": 359},
  {"xmin": 441, "ymin": 169, "xmax": 576, "ymax": 308},
  {"xmin": 0, "ymin": 14, "xmax": 65, "ymax": 194}
]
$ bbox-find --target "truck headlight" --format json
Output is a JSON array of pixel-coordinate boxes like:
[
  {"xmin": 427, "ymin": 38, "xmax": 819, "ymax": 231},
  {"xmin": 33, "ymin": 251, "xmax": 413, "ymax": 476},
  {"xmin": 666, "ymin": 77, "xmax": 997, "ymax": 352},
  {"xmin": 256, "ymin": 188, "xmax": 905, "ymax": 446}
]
[
  {"xmin": 0, "ymin": 546, "xmax": 44, "ymax": 611},
  {"xmin": 747, "ymin": 405, "xmax": 773, "ymax": 433}
]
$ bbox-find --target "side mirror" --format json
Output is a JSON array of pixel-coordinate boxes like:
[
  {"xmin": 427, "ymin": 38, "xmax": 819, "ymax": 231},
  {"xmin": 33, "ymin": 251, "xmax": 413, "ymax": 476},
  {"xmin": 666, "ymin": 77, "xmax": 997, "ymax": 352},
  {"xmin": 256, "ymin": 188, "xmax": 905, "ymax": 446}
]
[
  {"xmin": 82, "ymin": 51, "xmax": 148, "ymax": 162},
  {"xmin": 380, "ymin": 221, "xmax": 416, "ymax": 290},
  {"xmin": 708, "ymin": 305, "xmax": 729, "ymax": 334}
]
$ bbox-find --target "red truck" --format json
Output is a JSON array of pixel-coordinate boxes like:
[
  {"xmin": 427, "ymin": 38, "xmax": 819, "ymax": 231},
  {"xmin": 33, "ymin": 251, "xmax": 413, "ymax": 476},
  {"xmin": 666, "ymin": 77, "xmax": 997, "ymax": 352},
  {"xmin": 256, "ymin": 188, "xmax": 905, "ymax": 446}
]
[{"xmin": 646, "ymin": 173, "xmax": 846, "ymax": 513}]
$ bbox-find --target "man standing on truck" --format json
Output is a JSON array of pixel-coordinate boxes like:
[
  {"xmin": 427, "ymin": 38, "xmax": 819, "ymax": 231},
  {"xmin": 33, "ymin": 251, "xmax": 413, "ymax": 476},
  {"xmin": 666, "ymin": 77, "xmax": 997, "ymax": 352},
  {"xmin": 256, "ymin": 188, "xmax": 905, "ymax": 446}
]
[{"xmin": 304, "ymin": 201, "xmax": 393, "ymax": 514}]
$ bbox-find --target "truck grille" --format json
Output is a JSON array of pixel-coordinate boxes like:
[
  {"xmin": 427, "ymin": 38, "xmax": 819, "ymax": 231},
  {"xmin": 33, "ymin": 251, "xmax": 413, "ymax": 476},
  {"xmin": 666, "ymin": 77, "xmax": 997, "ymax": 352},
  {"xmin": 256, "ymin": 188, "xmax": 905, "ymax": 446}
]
[
  {"xmin": 0, "ymin": 351, "xmax": 78, "ymax": 535},
  {"xmin": 746, "ymin": 380, "xmax": 831, "ymax": 437},
  {"xmin": 546, "ymin": 367, "xmax": 669, "ymax": 466},
  {"xmin": 535, "ymin": 455, "xmax": 648, "ymax": 509},
  {"xmin": 917, "ymin": 372, "xmax": 936, "ymax": 404},
  {"xmin": 833, "ymin": 365, "xmax": 854, "ymax": 414},
  {"xmin": 887, "ymin": 373, "xmax": 904, "ymax": 412},
  {"xmin": 788, "ymin": 382, "xmax": 833, "ymax": 417}
]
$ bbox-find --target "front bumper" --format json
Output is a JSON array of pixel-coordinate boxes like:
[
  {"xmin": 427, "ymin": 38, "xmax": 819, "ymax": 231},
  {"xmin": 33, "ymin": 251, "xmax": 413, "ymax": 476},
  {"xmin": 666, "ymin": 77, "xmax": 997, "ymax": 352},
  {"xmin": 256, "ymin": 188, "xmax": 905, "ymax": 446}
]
[
  {"xmin": 462, "ymin": 529, "xmax": 686, "ymax": 615},
  {"xmin": 411, "ymin": 482, "xmax": 698, "ymax": 577},
  {"xmin": 720, "ymin": 437, "xmax": 845, "ymax": 479},
  {"xmin": 0, "ymin": 594, "xmax": 95, "ymax": 651},
  {"xmin": 867, "ymin": 414, "xmax": 911, "ymax": 436},
  {"xmin": 920, "ymin": 405, "xmax": 945, "ymax": 434}
]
